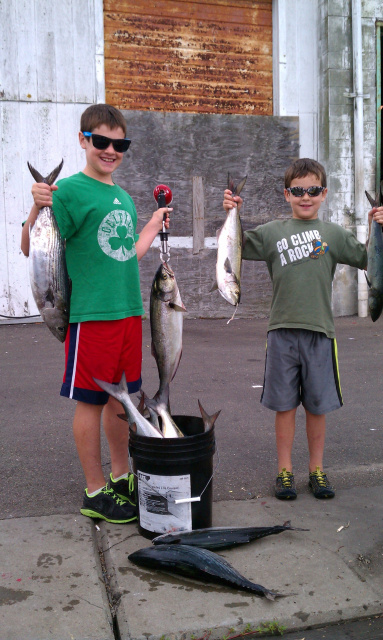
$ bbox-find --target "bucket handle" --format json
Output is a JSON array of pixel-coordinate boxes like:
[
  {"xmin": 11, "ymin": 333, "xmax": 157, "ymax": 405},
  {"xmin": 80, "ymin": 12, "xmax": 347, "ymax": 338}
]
[{"xmin": 128, "ymin": 443, "xmax": 220, "ymax": 505}]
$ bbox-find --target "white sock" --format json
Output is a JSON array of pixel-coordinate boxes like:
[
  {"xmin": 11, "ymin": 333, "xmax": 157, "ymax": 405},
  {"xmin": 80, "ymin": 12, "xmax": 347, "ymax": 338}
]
[
  {"xmin": 87, "ymin": 485, "xmax": 105, "ymax": 497},
  {"xmin": 111, "ymin": 472, "xmax": 129, "ymax": 483}
]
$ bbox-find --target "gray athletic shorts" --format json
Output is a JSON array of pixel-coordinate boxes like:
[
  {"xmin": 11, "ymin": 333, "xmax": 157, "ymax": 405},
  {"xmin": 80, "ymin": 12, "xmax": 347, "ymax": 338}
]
[{"xmin": 261, "ymin": 328, "xmax": 343, "ymax": 415}]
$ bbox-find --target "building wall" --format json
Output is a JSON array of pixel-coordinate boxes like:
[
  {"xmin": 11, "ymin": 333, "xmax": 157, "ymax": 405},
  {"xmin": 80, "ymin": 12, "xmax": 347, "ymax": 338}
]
[
  {"xmin": 317, "ymin": 0, "xmax": 379, "ymax": 316},
  {"xmin": 0, "ymin": 0, "xmax": 105, "ymax": 319},
  {"xmin": 104, "ymin": 0, "xmax": 273, "ymax": 115}
]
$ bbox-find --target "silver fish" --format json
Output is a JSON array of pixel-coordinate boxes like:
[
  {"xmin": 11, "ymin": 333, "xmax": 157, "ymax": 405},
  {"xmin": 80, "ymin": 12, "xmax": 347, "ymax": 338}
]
[
  {"xmin": 213, "ymin": 174, "xmax": 247, "ymax": 315},
  {"xmin": 128, "ymin": 544, "xmax": 286, "ymax": 600},
  {"xmin": 152, "ymin": 520, "xmax": 309, "ymax": 551},
  {"xmin": 28, "ymin": 160, "xmax": 70, "ymax": 342},
  {"xmin": 150, "ymin": 262, "xmax": 186, "ymax": 409},
  {"xmin": 94, "ymin": 373, "xmax": 164, "ymax": 438},
  {"xmin": 143, "ymin": 388, "xmax": 184, "ymax": 438},
  {"xmin": 365, "ymin": 184, "xmax": 383, "ymax": 321},
  {"xmin": 197, "ymin": 400, "xmax": 221, "ymax": 432}
]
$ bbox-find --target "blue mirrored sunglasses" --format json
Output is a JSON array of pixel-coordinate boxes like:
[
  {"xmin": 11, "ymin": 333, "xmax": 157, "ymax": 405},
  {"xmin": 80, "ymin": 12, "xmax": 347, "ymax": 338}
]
[{"xmin": 82, "ymin": 132, "xmax": 131, "ymax": 153}]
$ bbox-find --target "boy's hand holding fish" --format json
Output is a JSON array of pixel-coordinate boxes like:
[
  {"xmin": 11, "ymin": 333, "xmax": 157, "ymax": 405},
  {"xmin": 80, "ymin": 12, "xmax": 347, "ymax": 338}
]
[
  {"xmin": 223, "ymin": 188, "xmax": 243, "ymax": 214},
  {"xmin": 31, "ymin": 180, "xmax": 58, "ymax": 209}
]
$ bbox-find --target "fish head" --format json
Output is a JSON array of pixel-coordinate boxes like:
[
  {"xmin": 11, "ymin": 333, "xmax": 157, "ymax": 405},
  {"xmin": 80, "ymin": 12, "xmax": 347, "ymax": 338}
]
[
  {"xmin": 221, "ymin": 276, "xmax": 241, "ymax": 306},
  {"xmin": 368, "ymin": 289, "xmax": 383, "ymax": 322},
  {"xmin": 41, "ymin": 305, "xmax": 68, "ymax": 342},
  {"xmin": 152, "ymin": 262, "xmax": 177, "ymax": 302}
]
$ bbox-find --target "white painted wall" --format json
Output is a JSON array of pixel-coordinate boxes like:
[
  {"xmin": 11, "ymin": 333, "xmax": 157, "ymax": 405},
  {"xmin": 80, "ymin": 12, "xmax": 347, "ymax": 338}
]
[
  {"xmin": 0, "ymin": 0, "xmax": 105, "ymax": 320},
  {"xmin": 272, "ymin": 0, "xmax": 319, "ymax": 159}
]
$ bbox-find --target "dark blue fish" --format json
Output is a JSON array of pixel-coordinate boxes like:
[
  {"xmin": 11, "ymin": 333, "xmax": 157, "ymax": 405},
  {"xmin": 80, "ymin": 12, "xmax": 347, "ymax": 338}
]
[
  {"xmin": 152, "ymin": 520, "xmax": 309, "ymax": 550},
  {"xmin": 128, "ymin": 544, "xmax": 287, "ymax": 600}
]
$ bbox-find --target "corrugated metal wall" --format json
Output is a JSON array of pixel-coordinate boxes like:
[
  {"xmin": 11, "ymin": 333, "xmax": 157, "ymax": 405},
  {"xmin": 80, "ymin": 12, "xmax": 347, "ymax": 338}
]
[{"xmin": 104, "ymin": 0, "xmax": 272, "ymax": 114}]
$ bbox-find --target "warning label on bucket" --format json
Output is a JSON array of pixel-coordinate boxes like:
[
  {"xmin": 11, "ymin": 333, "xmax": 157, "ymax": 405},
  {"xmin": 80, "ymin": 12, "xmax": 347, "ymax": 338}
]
[{"xmin": 137, "ymin": 471, "xmax": 192, "ymax": 533}]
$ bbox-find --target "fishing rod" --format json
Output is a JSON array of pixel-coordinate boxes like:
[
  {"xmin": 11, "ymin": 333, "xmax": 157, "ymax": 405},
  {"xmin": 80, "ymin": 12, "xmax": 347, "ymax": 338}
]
[{"xmin": 153, "ymin": 184, "xmax": 173, "ymax": 264}]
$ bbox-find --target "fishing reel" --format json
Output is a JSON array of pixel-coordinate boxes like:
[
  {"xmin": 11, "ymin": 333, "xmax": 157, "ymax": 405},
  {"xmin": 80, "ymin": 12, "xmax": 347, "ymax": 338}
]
[{"xmin": 153, "ymin": 184, "xmax": 173, "ymax": 264}]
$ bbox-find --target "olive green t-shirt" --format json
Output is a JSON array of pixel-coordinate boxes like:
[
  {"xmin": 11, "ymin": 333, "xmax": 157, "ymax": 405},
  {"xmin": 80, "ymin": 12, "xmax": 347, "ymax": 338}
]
[
  {"xmin": 243, "ymin": 218, "xmax": 367, "ymax": 338},
  {"xmin": 52, "ymin": 172, "xmax": 144, "ymax": 323}
]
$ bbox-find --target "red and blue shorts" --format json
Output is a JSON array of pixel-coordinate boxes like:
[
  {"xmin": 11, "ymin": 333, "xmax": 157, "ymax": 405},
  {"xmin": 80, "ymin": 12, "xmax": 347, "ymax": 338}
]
[{"xmin": 61, "ymin": 317, "xmax": 142, "ymax": 405}]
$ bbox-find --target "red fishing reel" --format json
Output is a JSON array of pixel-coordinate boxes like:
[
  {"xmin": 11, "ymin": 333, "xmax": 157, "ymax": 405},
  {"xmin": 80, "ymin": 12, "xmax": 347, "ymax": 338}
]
[
  {"xmin": 153, "ymin": 184, "xmax": 173, "ymax": 264},
  {"xmin": 153, "ymin": 184, "xmax": 173, "ymax": 208}
]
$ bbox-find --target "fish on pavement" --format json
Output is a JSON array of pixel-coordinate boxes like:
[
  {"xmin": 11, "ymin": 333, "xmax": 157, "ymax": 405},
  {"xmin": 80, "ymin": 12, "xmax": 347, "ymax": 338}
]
[
  {"xmin": 129, "ymin": 544, "xmax": 287, "ymax": 599},
  {"xmin": 365, "ymin": 184, "xmax": 383, "ymax": 321},
  {"xmin": 28, "ymin": 160, "xmax": 70, "ymax": 342},
  {"xmin": 94, "ymin": 373, "xmax": 164, "ymax": 438},
  {"xmin": 143, "ymin": 388, "xmax": 184, "ymax": 438},
  {"xmin": 150, "ymin": 262, "xmax": 186, "ymax": 409},
  {"xmin": 212, "ymin": 173, "xmax": 247, "ymax": 317},
  {"xmin": 152, "ymin": 520, "xmax": 309, "ymax": 550}
]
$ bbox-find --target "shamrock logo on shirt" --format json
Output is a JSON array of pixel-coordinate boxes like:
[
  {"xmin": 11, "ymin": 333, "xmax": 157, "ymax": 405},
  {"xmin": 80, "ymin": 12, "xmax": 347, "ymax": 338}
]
[
  {"xmin": 108, "ymin": 225, "xmax": 134, "ymax": 255},
  {"xmin": 98, "ymin": 210, "xmax": 136, "ymax": 262}
]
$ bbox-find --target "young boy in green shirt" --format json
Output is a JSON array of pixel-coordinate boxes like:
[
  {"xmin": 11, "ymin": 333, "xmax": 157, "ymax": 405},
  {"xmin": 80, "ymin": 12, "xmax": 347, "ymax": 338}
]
[
  {"xmin": 21, "ymin": 104, "xmax": 171, "ymax": 523},
  {"xmin": 223, "ymin": 158, "xmax": 383, "ymax": 500}
]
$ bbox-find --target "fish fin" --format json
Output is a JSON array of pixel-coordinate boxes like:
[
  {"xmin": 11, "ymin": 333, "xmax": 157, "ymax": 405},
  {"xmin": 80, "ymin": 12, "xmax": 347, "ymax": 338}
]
[
  {"xmin": 117, "ymin": 413, "xmax": 129, "ymax": 423},
  {"xmin": 209, "ymin": 280, "xmax": 219, "ymax": 292},
  {"xmin": 93, "ymin": 377, "xmax": 117, "ymax": 395},
  {"xmin": 224, "ymin": 257, "xmax": 232, "ymax": 274},
  {"xmin": 364, "ymin": 272, "xmax": 372, "ymax": 288},
  {"xmin": 198, "ymin": 400, "xmax": 221, "ymax": 431},
  {"xmin": 168, "ymin": 302, "xmax": 187, "ymax": 313},
  {"xmin": 153, "ymin": 385, "xmax": 171, "ymax": 414},
  {"xmin": 365, "ymin": 190, "xmax": 378, "ymax": 208},
  {"xmin": 27, "ymin": 159, "xmax": 64, "ymax": 185},
  {"xmin": 227, "ymin": 173, "xmax": 247, "ymax": 196},
  {"xmin": 27, "ymin": 163, "xmax": 45, "ymax": 183},
  {"xmin": 137, "ymin": 392, "xmax": 145, "ymax": 415},
  {"xmin": 282, "ymin": 520, "xmax": 291, "ymax": 528}
]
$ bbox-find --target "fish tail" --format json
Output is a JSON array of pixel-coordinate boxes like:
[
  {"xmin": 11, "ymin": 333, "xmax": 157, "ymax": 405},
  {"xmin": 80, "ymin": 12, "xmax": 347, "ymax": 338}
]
[
  {"xmin": 227, "ymin": 172, "xmax": 247, "ymax": 196},
  {"xmin": 27, "ymin": 159, "xmax": 64, "ymax": 185},
  {"xmin": 153, "ymin": 384, "xmax": 170, "ymax": 412},
  {"xmin": 198, "ymin": 400, "xmax": 221, "ymax": 431},
  {"xmin": 93, "ymin": 372, "xmax": 129, "ymax": 399}
]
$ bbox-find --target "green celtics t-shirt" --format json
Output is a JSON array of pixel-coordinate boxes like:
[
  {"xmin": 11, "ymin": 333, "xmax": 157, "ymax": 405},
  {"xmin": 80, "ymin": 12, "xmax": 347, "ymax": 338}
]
[
  {"xmin": 243, "ymin": 218, "xmax": 367, "ymax": 338},
  {"xmin": 52, "ymin": 172, "xmax": 144, "ymax": 323}
]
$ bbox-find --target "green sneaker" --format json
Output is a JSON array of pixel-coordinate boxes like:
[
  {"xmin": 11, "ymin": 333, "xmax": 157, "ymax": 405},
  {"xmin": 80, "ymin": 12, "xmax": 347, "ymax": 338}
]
[
  {"xmin": 108, "ymin": 472, "xmax": 136, "ymax": 506},
  {"xmin": 275, "ymin": 468, "xmax": 297, "ymax": 500},
  {"xmin": 80, "ymin": 486, "xmax": 137, "ymax": 523},
  {"xmin": 309, "ymin": 467, "xmax": 335, "ymax": 499}
]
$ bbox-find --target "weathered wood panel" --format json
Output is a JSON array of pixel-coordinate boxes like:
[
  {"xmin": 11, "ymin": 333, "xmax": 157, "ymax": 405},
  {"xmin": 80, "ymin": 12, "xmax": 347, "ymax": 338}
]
[
  {"xmin": 114, "ymin": 111, "xmax": 298, "ymax": 318},
  {"xmin": 104, "ymin": 0, "xmax": 273, "ymax": 115}
]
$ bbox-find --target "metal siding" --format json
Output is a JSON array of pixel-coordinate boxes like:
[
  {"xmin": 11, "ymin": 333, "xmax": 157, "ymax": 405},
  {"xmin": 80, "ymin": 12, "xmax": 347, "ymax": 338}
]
[
  {"xmin": 104, "ymin": 0, "xmax": 273, "ymax": 115},
  {"xmin": 0, "ymin": 0, "xmax": 102, "ymax": 320}
]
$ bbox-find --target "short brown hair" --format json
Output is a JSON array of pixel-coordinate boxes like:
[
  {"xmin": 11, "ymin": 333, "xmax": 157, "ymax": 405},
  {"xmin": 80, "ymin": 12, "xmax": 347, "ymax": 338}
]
[
  {"xmin": 80, "ymin": 104, "xmax": 127, "ymax": 136},
  {"xmin": 285, "ymin": 158, "xmax": 327, "ymax": 188}
]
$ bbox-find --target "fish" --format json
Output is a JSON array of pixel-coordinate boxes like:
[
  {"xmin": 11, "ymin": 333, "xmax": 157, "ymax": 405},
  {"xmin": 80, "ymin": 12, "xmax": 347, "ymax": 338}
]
[
  {"xmin": 197, "ymin": 400, "xmax": 221, "ymax": 432},
  {"xmin": 27, "ymin": 160, "xmax": 70, "ymax": 342},
  {"xmin": 128, "ymin": 544, "xmax": 286, "ymax": 600},
  {"xmin": 93, "ymin": 373, "xmax": 164, "ymax": 438},
  {"xmin": 150, "ymin": 262, "xmax": 186, "ymax": 409},
  {"xmin": 143, "ymin": 388, "xmax": 184, "ymax": 438},
  {"xmin": 212, "ymin": 173, "xmax": 247, "ymax": 319},
  {"xmin": 365, "ymin": 183, "xmax": 383, "ymax": 321},
  {"xmin": 152, "ymin": 520, "xmax": 309, "ymax": 550}
]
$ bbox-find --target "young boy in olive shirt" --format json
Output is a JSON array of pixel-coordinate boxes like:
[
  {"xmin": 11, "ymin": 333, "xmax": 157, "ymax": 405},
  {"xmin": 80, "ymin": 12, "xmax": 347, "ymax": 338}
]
[{"xmin": 223, "ymin": 158, "xmax": 383, "ymax": 500}]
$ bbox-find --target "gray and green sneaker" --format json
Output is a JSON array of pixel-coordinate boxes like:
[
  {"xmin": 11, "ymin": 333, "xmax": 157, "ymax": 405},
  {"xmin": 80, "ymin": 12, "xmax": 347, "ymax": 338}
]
[
  {"xmin": 108, "ymin": 472, "xmax": 136, "ymax": 506},
  {"xmin": 80, "ymin": 486, "xmax": 137, "ymax": 523},
  {"xmin": 275, "ymin": 468, "xmax": 297, "ymax": 500},
  {"xmin": 309, "ymin": 467, "xmax": 335, "ymax": 499}
]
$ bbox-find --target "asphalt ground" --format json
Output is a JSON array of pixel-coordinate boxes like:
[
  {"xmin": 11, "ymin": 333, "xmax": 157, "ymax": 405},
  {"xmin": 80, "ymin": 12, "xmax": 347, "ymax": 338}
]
[{"xmin": 1, "ymin": 315, "xmax": 383, "ymax": 517}]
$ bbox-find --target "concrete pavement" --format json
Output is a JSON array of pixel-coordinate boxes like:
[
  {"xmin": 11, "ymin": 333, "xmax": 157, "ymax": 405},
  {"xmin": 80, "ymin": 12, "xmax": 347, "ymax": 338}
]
[{"xmin": 1, "ymin": 484, "xmax": 382, "ymax": 640}]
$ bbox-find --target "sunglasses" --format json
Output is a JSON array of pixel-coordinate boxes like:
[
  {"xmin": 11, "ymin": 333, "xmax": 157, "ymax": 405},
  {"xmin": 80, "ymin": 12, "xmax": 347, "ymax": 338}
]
[
  {"xmin": 286, "ymin": 186, "xmax": 325, "ymax": 197},
  {"xmin": 82, "ymin": 132, "xmax": 131, "ymax": 153}
]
